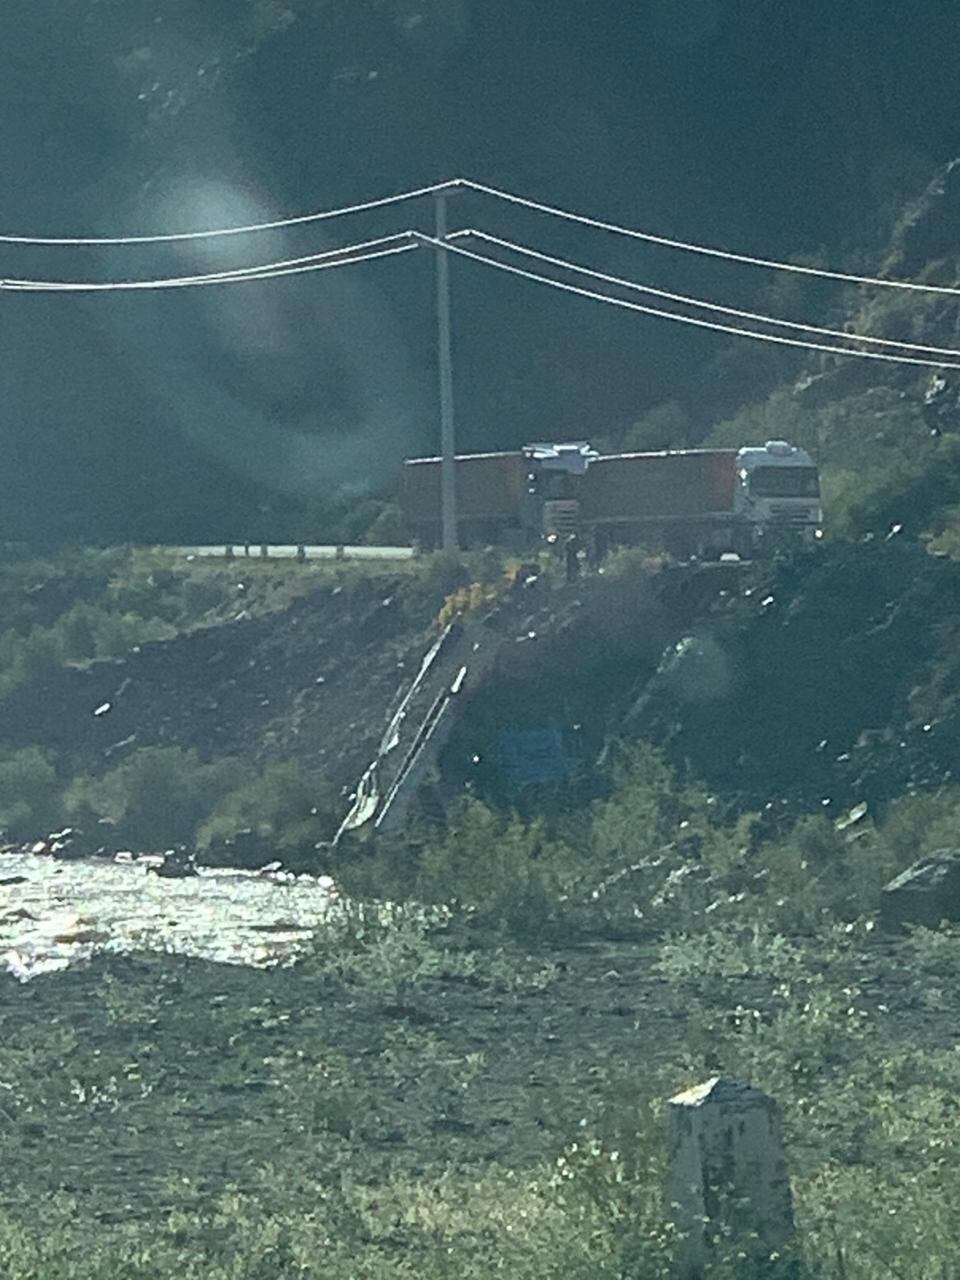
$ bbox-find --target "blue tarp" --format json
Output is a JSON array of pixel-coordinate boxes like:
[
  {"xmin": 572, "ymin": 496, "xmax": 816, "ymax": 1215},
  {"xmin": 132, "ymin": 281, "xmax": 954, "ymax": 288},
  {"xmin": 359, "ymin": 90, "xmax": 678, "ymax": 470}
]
[{"xmin": 496, "ymin": 727, "xmax": 571, "ymax": 786}]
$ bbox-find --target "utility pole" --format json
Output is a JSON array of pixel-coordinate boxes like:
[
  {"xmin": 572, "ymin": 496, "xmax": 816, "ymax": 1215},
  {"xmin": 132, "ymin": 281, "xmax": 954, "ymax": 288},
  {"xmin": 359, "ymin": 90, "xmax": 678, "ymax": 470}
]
[{"xmin": 434, "ymin": 189, "xmax": 458, "ymax": 552}]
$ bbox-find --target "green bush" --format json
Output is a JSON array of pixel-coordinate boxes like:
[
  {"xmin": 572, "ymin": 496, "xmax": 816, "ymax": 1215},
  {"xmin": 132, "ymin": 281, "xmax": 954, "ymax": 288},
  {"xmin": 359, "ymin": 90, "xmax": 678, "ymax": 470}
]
[
  {"xmin": 337, "ymin": 800, "xmax": 577, "ymax": 942},
  {"xmin": 654, "ymin": 922, "xmax": 808, "ymax": 984},
  {"xmin": 198, "ymin": 761, "xmax": 339, "ymax": 850},
  {"xmin": 582, "ymin": 745, "xmax": 754, "ymax": 934},
  {"xmin": 0, "ymin": 746, "xmax": 62, "ymax": 839},
  {"xmin": 341, "ymin": 743, "xmax": 918, "ymax": 942},
  {"xmin": 65, "ymin": 746, "xmax": 247, "ymax": 848},
  {"xmin": 49, "ymin": 602, "xmax": 176, "ymax": 660},
  {"xmin": 340, "ymin": 737, "xmax": 960, "ymax": 950},
  {"xmin": 875, "ymin": 786, "xmax": 960, "ymax": 865},
  {"xmin": 413, "ymin": 802, "xmax": 574, "ymax": 940},
  {"xmin": 0, "ymin": 602, "xmax": 176, "ymax": 715},
  {"xmin": 61, "ymin": 750, "xmax": 340, "ymax": 854},
  {"xmin": 0, "ymin": 627, "xmax": 62, "ymax": 707}
]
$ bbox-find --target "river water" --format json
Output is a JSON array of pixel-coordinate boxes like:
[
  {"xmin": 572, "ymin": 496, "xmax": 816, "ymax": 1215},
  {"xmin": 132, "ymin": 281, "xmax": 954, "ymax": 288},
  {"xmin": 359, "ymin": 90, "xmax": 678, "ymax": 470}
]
[{"xmin": 0, "ymin": 850, "xmax": 337, "ymax": 981}]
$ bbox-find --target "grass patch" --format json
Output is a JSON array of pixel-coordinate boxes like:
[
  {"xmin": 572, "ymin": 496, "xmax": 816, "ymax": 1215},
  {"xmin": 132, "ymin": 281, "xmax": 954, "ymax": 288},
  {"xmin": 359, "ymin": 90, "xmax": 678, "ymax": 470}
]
[{"xmin": 2, "ymin": 897, "xmax": 960, "ymax": 1277}]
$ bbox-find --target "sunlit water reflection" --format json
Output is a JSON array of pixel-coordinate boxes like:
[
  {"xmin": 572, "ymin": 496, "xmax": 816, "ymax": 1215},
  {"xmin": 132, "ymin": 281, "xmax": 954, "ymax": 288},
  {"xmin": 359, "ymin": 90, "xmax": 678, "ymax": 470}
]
[{"xmin": 0, "ymin": 851, "xmax": 337, "ymax": 981}]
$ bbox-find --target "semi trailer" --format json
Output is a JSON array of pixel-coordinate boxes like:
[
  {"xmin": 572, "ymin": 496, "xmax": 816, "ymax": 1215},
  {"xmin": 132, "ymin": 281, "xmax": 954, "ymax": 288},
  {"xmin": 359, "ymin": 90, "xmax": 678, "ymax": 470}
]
[{"xmin": 401, "ymin": 439, "xmax": 822, "ymax": 557}]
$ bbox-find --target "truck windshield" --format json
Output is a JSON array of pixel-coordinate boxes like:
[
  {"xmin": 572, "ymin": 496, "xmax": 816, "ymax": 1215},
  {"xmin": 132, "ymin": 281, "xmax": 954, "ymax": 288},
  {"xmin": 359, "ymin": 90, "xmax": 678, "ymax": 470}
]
[{"xmin": 748, "ymin": 466, "xmax": 820, "ymax": 498}]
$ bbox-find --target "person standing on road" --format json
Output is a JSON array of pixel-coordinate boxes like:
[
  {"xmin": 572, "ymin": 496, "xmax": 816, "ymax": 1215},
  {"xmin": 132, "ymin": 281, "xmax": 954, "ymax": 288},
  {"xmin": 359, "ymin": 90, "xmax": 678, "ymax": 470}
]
[{"xmin": 565, "ymin": 533, "xmax": 583, "ymax": 584}]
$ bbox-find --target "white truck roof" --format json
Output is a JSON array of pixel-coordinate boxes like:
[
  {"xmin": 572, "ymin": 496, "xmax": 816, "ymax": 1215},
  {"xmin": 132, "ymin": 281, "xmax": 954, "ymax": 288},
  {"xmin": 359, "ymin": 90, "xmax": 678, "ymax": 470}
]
[
  {"xmin": 737, "ymin": 440, "xmax": 815, "ymax": 470},
  {"xmin": 522, "ymin": 441, "xmax": 598, "ymax": 474}
]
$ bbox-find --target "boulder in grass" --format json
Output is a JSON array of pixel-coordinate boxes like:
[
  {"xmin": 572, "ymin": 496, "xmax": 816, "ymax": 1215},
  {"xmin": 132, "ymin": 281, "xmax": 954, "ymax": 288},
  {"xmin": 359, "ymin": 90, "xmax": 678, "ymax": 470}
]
[{"xmin": 880, "ymin": 850, "xmax": 960, "ymax": 932}]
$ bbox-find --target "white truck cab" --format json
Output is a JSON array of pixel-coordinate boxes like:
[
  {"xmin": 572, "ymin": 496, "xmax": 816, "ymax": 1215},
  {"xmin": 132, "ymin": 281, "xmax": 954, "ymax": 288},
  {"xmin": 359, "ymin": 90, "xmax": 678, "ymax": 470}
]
[
  {"xmin": 522, "ymin": 441, "xmax": 598, "ymax": 537},
  {"xmin": 735, "ymin": 440, "xmax": 823, "ymax": 546}
]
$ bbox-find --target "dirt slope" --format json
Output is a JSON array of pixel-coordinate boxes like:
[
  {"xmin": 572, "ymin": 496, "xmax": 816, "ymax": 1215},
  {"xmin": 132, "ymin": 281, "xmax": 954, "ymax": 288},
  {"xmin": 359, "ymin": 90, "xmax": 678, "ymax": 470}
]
[
  {"xmin": 9, "ymin": 542, "xmax": 957, "ymax": 840},
  {"xmin": 5, "ymin": 579, "xmax": 438, "ymax": 798},
  {"xmin": 631, "ymin": 539, "xmax": 960, "ymax": 814}
]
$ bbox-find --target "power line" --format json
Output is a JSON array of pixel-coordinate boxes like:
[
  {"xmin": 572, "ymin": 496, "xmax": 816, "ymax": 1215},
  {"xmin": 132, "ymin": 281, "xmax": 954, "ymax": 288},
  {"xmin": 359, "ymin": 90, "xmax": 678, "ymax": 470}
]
[
  {"xmin": 3, "ymin": 204, "xmax": 958, "ymax": 368},
  {"xmin": 414, "ymin": 232, "xmax": 960, "ymax": 371},
  {"xmin": 0, "ymin": 233, "xmax": 419, "ymax": 292},
  {"xmin": 452, "ymin": 229, "xmax": 960, "ymax": 359},
  {"xmin": 4, "ymin": 169, "xmax": 960, "ymax": 301},
  {"xmin": 0, "ymin": 183, "xmax": 454, "ymax": 247},
  {"xmin": 461, "ymin": 178, "xmax": 960, "ymax": 297}
]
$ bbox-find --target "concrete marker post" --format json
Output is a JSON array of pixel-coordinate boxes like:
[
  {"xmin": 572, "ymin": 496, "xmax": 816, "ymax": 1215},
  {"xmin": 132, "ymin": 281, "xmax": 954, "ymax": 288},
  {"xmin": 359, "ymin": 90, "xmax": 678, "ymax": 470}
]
[{"xmin": 665, "ymin": 1076, "xmax": 794, "ymax": 1277}]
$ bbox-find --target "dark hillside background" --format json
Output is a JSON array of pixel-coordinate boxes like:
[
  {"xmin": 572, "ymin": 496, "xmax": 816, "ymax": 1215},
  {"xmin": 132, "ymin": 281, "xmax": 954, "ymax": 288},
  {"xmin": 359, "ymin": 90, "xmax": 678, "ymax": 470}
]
[{"xmin": 4, "ymin": 0, "xmax": 960, "ymax": 541}]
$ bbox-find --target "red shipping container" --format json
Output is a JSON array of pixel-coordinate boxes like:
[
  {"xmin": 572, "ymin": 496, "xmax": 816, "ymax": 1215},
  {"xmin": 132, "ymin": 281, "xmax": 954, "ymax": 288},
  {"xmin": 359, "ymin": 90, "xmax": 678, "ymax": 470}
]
[
  {"xmin": 580, "ymin": 450, "xmax": 737, "ymax": 523},
  {"xmin": 401, "ymin": 452, "xmax": 528, "ymax": 528}
]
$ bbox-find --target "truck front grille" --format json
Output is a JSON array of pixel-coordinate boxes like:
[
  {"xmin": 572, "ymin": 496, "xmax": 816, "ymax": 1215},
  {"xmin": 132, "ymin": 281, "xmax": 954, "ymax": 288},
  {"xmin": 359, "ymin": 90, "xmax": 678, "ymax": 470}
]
[
  {"xmin": 543, "ymin": 500, "xmax": 580, "ymax": 536},
  {"xmin": 769, "ymin": 505, "xmax": 816, "ymax": 522}
]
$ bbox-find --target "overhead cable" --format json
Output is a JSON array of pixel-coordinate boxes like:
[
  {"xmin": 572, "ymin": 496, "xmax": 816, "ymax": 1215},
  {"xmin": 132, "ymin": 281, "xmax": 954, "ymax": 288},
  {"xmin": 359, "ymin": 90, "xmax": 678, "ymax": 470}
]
[
  {"xmin": 461, "ymin": 179, "xmax": 960, "ymax": 297},
  {"xmin": 5, "ymin": 169, "xmax": 960, "ymax": 299},
  {"xmin": 414, "ymin": 232, "xmax": 960, "ymax": 371},
  {"xmin": 452, "ymin": 229, "xmax": 960, "ymax": 359},
  {"xmin": 0, "ymin": 233, "xmax": 419, "ymax": 292},
  {"xmin": 0, "ymin": 183, "xmax": 454, "ymax": 247}
]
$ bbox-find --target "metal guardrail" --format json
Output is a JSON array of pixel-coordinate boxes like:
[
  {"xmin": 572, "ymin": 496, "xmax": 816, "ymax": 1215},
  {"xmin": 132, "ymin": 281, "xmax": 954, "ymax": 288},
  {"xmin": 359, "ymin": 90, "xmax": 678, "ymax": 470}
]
[
  {"xmin": 333, "ymin": 622, "xmax": 460, "ymax": 844},
  {"xmin": 169, "ymin": 544, "xmax": 417, "ymax": 562}
]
